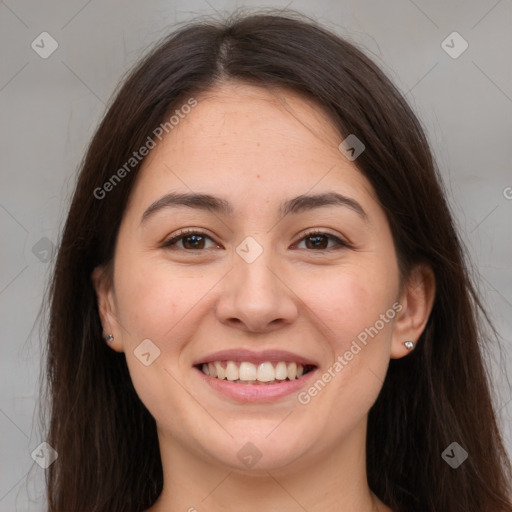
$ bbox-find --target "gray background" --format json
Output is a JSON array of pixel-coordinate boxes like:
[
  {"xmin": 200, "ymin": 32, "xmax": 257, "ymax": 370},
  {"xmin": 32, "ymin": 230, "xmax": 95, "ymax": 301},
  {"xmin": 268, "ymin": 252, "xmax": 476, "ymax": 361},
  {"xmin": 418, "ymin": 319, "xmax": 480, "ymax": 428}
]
[{"xmin": 1, "ymin": 0, "xmax": 511, "ymax": 509}]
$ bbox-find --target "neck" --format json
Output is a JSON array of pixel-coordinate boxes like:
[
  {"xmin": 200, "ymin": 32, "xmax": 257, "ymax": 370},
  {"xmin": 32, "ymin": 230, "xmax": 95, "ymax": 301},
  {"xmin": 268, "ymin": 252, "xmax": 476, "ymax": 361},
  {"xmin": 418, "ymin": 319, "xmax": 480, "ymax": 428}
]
[{"xmin": 146, "ymin": 419, "xmax": 392, "ymax": 512}]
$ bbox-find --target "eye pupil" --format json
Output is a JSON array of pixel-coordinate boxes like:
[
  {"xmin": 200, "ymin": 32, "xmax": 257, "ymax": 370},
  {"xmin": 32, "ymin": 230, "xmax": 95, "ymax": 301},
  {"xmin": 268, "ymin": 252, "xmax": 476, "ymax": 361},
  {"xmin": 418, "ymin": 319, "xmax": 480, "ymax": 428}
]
[
  {"xmin": 184, "ymin": 235, "xmax": 205, "ymax": 249},
  {"xmin": 306, "ymin": 235, "xmax": 328, "ymax": 250}
]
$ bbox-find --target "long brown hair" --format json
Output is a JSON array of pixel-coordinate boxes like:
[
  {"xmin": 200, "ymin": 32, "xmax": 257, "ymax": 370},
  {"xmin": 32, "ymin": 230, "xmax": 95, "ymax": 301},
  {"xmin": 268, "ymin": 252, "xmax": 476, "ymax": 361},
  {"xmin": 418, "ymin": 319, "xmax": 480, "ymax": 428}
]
[{"xmin": 43, "ymin": 11, "xmax": 512, "ymax": 512}]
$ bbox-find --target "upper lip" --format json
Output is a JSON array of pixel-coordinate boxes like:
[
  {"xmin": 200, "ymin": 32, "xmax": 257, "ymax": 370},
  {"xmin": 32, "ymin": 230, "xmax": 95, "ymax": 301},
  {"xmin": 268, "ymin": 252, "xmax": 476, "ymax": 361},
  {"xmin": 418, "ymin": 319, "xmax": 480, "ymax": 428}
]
[{"xmin": 193, "ymin": 349, "xmax": 319, "ymax": 367}]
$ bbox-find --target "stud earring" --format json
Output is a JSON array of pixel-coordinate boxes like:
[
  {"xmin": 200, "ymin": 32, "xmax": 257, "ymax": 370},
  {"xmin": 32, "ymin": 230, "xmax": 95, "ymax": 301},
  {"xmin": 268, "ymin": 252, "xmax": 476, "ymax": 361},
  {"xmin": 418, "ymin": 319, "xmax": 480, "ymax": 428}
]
[
  {"xmin": 403, "ymin": 341, "xmax": 415, "ymax": 350},
  {"xmin": 104, "ymin": 334, "xmax": 114, "ymax": 343}
]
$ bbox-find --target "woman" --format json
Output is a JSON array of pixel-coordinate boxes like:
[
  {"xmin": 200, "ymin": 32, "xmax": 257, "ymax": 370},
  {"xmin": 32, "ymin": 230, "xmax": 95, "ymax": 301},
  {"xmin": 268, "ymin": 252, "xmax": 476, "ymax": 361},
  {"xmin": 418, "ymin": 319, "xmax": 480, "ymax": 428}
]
[{"xmin": 43, "ymin": 11, "xmax": 512, "ymax": 512}]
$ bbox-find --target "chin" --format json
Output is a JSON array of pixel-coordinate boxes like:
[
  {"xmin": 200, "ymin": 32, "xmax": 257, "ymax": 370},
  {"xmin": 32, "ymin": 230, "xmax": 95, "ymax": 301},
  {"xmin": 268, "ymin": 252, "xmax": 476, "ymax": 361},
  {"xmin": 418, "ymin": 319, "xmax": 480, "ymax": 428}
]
[{"xmin": 194, "ymin": 427, "xmax": 316, "ymax": 474}]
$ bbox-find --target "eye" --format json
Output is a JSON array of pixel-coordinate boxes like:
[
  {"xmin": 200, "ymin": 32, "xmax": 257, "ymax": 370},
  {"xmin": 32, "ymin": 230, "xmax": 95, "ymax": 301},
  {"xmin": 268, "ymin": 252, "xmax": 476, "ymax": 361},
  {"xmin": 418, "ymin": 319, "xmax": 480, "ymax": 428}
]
[
  {"xmin": 161, "ymin": 229, "xmax": 350, "ymax": 252},
  {"xmin": 161, "ymin": 229, "xmax": 219, "ymax": 250},
  {"xmin": 294, "ymin": 230, "xmax": 349, "ymax": 251}
]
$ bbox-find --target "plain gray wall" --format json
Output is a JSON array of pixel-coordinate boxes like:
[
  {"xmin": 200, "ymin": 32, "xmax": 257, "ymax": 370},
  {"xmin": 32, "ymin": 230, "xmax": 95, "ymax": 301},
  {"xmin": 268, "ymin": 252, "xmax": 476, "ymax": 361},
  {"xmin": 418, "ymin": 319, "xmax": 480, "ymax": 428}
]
[{"xmin": 1, "ymin": 0, "xmax": 511, "ymax": 509}]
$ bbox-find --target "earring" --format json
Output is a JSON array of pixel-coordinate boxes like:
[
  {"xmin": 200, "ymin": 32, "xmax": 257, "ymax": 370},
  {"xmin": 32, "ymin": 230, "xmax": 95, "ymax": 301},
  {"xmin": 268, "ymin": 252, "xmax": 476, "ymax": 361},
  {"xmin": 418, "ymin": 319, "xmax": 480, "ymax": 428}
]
[
  {"xmin": 403, "ymin": 341, "xmax": 415, "ymax": 350},
  {"xmin": 104, "ymin": 334, "xmax": 114, "ymax": 343}
]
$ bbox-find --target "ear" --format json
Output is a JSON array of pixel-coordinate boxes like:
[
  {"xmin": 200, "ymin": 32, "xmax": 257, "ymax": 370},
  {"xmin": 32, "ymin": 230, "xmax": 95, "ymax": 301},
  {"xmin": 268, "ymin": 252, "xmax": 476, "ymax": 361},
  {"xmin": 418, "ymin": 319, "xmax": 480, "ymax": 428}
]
[
  {"xmin": 91, "ymin": 265, "xmax": 124, "ymax": 353},
  {"xmin": 390, "ymin": 264, "xmax": 436, "ymax": 359}
]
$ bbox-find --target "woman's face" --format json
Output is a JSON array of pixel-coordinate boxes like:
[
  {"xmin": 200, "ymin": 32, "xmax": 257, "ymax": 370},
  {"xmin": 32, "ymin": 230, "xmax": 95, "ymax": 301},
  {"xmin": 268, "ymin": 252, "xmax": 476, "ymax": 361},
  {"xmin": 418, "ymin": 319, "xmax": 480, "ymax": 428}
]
[{"xmin": 94, "ymin": 82, "xmax": 418, "ymax": 473}]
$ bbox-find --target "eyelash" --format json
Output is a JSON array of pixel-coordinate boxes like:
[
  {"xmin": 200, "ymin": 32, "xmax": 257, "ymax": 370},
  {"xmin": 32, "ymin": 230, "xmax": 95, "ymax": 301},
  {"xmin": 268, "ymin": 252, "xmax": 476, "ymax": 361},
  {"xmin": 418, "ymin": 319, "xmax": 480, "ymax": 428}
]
[{"xmin": 160, "ymin": 228, "xmax": 350, "ymax": 252}]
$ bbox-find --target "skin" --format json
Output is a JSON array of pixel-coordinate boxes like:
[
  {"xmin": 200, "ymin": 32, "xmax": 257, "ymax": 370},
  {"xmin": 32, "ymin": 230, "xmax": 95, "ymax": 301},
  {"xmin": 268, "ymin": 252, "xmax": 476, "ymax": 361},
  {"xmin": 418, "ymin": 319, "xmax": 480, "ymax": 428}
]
[{"xmin": 93, "ymin": 81, "xmax": 435, "ymax": 512}]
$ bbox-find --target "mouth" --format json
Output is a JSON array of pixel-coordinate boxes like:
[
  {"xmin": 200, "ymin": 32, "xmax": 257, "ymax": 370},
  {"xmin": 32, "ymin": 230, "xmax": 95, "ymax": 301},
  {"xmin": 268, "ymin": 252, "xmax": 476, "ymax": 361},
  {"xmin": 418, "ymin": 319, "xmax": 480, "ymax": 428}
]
[
  {"xmin": 192, "ymin": 349, "xmax": 319, "ymax": 402},
  {"xmin": 194, "ymin": 360, "xmax": 317, "ymax": 385}
]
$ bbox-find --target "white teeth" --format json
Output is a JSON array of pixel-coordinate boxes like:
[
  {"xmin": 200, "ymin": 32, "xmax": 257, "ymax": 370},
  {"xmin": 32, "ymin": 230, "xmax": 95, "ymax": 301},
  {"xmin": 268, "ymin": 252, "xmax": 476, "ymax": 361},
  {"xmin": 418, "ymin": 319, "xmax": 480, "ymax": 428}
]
[
  {"xmin": 275, "ymin": 361, "xmax": 288, "ymax": 380},
  {"xmin": 214, "ymin": 361, "xmax": 226, "ymax": 380},
  {"xmin": 199, "ymin": 360, "xmax": 308, "ymax": 383},
  {"xmin": 257, "ymin": 362, "xmax": 275, "ymax": 382},
  {"xmin": 225, "ymin": 361, "xmax": 238, "ymax": 381},
  {"xmin": 239, "ymin": 362, "xmax": 257, "ymax": 380}
]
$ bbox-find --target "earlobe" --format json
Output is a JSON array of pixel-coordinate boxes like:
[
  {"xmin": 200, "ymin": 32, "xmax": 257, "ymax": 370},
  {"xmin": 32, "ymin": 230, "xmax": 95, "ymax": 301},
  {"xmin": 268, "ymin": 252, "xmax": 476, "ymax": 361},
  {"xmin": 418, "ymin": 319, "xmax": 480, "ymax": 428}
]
[
  {"xmin": 390, "ymin": 264, "xmax": 436, "ymax": 359},
  {"xmin": 91, "ymin": 265, "xmax": 124, "ymax": 353}
]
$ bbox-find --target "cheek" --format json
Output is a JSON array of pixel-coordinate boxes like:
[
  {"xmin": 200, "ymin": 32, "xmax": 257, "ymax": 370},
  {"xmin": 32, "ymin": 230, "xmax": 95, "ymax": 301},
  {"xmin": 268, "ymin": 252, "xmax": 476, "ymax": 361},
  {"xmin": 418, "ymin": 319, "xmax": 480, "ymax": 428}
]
[
  {"xmin": 307, "ymin": 262, "xmax": 398, "ymax": 348},
  {"xmin": 112, "ymin": 251, "xmax": 190, "ymax": 342},
  {"xmin": 301, "ymin": 258, "xmax": 398, "ymax": 412},
  {"xmin": 112, "ymin": 255, "xmax": 198, "ymax": 424}
]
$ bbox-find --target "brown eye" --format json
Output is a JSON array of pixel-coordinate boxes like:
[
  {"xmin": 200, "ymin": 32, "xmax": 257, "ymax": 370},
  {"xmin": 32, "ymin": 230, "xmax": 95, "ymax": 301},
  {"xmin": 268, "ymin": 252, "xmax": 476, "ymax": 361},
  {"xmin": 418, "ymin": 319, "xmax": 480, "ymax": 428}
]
[
  {"xmin": 295, "ymin": 231, "xmax": 349, "ymax": 251},
  {"xmin": 161, "ymin": 231, "xmax": 218, "ymax": 250},
  {"xmin": 181, "ymin": 234, "xmax": 206, "ymax": 249},
  {"xmin": 304, "ymin": 234, "xmax": 330, "ymax": 250}
]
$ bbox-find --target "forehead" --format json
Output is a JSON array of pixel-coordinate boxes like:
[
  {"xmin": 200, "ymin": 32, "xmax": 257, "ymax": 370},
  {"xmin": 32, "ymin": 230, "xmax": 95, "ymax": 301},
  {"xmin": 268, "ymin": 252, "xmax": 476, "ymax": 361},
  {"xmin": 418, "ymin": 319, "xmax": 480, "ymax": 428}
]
[{"xmin": 129, "ymin": 82, "xmax": 376, "ymax": 210}]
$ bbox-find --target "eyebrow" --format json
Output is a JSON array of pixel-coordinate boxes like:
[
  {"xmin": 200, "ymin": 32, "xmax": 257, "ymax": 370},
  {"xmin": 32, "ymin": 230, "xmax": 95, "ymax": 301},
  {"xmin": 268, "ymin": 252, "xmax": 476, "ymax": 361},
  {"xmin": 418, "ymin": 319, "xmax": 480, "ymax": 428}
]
[{"xmin": 140, "ymin": 191, "xmax": 368, "ymax": 224}]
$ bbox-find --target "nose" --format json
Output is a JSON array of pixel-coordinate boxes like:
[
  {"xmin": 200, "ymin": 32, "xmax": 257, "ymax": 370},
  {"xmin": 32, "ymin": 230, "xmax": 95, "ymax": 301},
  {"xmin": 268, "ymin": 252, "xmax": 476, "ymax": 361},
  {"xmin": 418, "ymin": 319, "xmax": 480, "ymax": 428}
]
[{"xmin": 215, "ymin": 245, "xmax": 299, "ymax": 334}]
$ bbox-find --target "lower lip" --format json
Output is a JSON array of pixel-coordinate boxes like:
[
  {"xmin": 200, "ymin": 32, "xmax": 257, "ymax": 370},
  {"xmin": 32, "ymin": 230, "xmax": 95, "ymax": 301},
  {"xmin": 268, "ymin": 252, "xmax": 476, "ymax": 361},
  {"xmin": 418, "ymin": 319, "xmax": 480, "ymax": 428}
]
[{"xmin": 194, "ymin": 366, "xmax": 318, "ymax": 403}]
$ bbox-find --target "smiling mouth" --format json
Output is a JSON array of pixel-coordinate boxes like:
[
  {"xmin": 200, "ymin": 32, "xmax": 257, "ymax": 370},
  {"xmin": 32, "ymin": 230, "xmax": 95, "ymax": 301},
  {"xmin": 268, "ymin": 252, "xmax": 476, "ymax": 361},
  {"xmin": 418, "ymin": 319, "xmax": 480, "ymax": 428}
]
[{"xmin": 195, "ymin": 360, "xmax": 316, "ymax": 385}]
